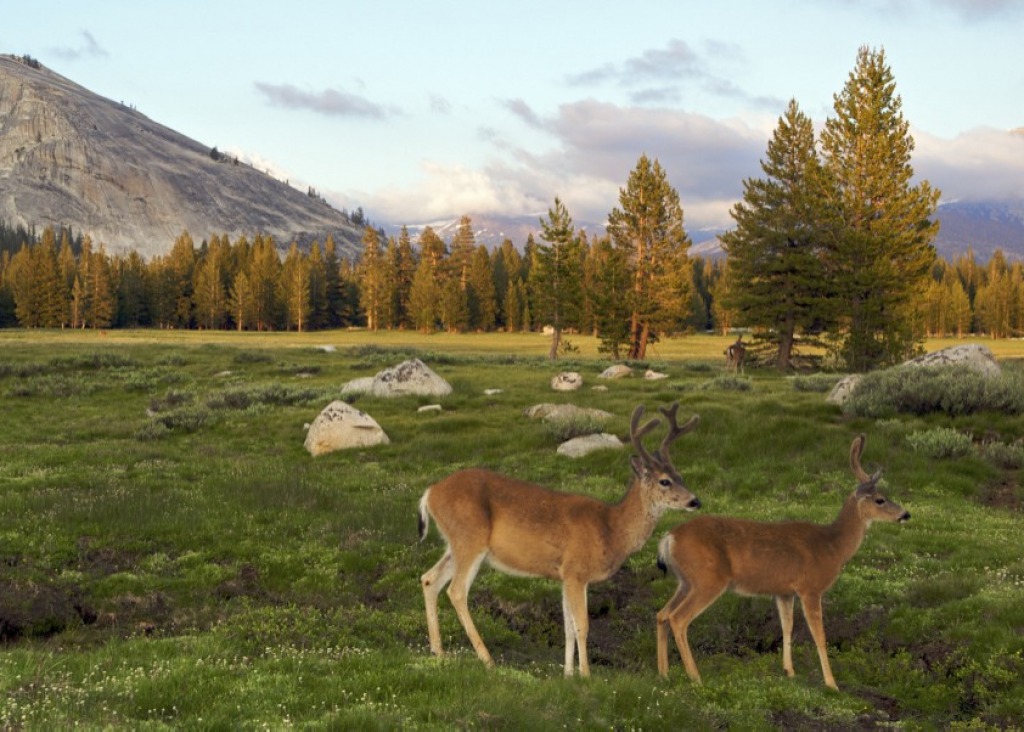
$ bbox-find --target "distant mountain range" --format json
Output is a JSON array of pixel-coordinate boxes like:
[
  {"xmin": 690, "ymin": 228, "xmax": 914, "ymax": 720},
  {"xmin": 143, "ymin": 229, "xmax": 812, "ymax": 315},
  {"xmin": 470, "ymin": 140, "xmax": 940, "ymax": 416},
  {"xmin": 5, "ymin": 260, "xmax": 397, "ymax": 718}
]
[
  {"xmin": 0, "ymin": 54, "xmax": 364, "ymax": 259},
  {"xmin": 386, "ymin": 201, "xmax": 1024, "ymax": 262},
  {"xmin": 2, "ymin": 53, "xmax": 1022, "ymax": 263}
]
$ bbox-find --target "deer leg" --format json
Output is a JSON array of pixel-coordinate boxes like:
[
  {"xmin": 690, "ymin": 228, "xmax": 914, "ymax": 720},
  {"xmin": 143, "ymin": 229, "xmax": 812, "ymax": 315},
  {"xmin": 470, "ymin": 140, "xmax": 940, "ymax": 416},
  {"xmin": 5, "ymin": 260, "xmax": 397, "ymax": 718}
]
[
  {"xmin": 665, "ymin": 582, "xmax": 727, "ymax": 685},
  {"xmin": 445, "ymin": 550, "xmax": 494, "ymax": 668},
  {"xmin": 421, "ymin": 550, "xmax": 454, "ymax": 657},
  {"xmin": 799, "ymin": 593, "xmax": 837, "ymax": 690},
  {"xmin": 562, "ymin": 590, "xmax": 577, "ymax": 675},
  {"xmin": 775, "ymin": 594, "xmax": 796, "ymax": 678},
  {"xmin": 656, "ymin": 584, "xmax": 689, "ymax": 677},
  {"xmin": 562, "ymin": 580, "xmax": 590, "ymax": 677}
]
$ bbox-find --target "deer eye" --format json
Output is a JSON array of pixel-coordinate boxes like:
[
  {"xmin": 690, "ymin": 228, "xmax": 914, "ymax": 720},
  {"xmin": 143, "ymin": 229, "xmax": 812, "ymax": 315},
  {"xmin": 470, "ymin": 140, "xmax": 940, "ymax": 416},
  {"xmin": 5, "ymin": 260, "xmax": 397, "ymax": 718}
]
[
  {"xmin": 658, "ymin": 478, "xmax": 672, "ymax": 488},
  {"xmin": 874, "ymin": 497, "xmax": 886, "ymax": 505}
]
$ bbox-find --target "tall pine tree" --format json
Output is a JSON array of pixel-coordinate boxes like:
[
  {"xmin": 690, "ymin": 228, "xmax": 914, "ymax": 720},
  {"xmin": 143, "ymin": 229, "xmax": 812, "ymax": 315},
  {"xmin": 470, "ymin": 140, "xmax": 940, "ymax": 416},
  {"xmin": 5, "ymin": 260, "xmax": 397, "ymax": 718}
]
[
  {"xmin": 721, "ymin": 99, "xmax": 833, "ymax": 370},
  {"xmin": 820, "ymin": 46, "xmax": 940, "ymax": 370},
  {"xmin": 606, "ymin": 154, "xmax": 691, "ymax": 359}
]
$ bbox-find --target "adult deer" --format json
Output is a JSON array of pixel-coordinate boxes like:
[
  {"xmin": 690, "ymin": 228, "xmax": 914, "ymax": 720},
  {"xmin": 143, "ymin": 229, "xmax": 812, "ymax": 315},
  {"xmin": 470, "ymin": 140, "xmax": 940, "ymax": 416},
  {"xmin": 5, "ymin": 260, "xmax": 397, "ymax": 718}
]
[
  {"xmin": 724, "ymin": 337, "xmax": 746, "ymax": 373},
  {"xmin": 655, "ymin": 434, "xmax": 909, "ymax": 690},
  {"xmin": 418, "ymin": 403, "xmax": 701, "ymax": 677}
]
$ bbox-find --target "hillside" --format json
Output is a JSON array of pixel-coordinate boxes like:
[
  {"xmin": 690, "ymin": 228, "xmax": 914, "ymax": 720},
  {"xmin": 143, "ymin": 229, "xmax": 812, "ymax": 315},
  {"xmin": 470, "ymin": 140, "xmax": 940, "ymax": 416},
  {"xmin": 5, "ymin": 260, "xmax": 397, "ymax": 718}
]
[{"xmin": 0, "ymin": 55, "xmax": 363, "ymax": 259}]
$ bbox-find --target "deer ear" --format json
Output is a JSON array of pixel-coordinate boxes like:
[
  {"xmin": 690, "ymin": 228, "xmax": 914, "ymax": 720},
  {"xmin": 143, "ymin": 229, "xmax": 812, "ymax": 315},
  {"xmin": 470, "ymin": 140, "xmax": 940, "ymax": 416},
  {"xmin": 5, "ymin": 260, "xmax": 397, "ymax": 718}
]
[
  {"xmin": 856, "ymin": 479, "xmax": 878, "ymax": 497},
  {"xmin": 630, "ymin": 455, "xmax": 646, "ymax": 477}
]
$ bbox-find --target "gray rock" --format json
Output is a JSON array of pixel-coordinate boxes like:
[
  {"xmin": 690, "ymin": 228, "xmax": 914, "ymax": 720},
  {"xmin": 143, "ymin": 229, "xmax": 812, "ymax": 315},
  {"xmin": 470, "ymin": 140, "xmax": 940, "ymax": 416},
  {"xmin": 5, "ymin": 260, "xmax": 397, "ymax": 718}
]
[
  {"xmin": 557, "ymin": 433, "xmax": 624, "ymax": 458},
  {"xmin": 903, "ymin": 344, "xmax": 1001, "ymax": 377},
  {"xmin": 524, "ymin": 403, "xmax": 614, "ymax": 422},
  {"xmin": 826, "ymin": 375, "xmax": 863, "ymax": 405},
  {"xmin": 370, "ymin": 358, "xmax": 452, "ymax": 398},
  {"xmin": 551, "ymin": 372, "xmax": 583, "ymax": 391},
  {"xmin": 304, "ymin": 401, "xmax": 389, "ymax": 456},
  {"xmin": 599, "ymin": 364, "xmax": 632, "ymax": 379}
]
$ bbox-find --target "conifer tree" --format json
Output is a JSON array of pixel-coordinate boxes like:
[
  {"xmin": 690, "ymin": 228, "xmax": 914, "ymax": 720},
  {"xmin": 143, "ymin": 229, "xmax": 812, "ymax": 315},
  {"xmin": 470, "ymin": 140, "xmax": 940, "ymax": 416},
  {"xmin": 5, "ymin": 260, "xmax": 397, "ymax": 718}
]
[
  {"xmin": 820, "ymin": 46, "xmax": 940, "ymax": 369},
  {"xmin": 468, "ymin": 245, "xmax": 497, "ymax": 332},
  {"xmin": 721, "ymin": 99, "xmax": 833, "ymax": 370},
  {"xmin": 280, "ymin": 242, "xmax": 312, "ymax": 331},
  {"xmin": 607, "ymin": 154, "xmax": 691, "ymax": 359},
  {"xmin": 358, "ymin": 227, "xmax": 387, "ymax": 330},
  {"xmin": 249, "ymin": 234, "xmax": 281, "ymax": 331},
  {"xmin": 530, "ymin": 197, "xmax": 583, "ymax": 358}
]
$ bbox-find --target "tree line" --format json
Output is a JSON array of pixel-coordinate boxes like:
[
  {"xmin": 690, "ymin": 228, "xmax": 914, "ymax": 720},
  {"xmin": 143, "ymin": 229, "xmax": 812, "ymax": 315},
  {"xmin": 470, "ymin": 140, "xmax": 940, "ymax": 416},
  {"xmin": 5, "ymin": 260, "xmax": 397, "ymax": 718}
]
[{"xmin": 2, "ymin": 47, "xmax": 1021, "ymax": 369}]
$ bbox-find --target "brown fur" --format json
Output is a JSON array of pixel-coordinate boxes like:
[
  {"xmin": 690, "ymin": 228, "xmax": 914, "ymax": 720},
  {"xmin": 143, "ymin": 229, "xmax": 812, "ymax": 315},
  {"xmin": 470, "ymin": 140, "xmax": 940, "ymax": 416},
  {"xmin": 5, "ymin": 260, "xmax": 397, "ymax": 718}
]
[
  {"xmin": 655, "ymin": 434, "xmax": 910, "ymax": 690},
  {"xmin": 419, "ymin": 403, "xmax": 701, "ymax": 676}
]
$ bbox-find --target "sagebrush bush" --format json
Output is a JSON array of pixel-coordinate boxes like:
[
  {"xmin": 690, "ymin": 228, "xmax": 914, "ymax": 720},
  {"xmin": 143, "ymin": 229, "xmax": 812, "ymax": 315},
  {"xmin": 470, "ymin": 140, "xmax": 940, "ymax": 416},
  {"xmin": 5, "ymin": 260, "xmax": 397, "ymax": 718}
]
[
  {"xmin": 792, "ymin": 373, "xmax": 845, "ymax": 393},
  {"xmin": 844, "ymin": 366, "xmax": 1024, "ymax": 418},
  {"xmin": 906, "ymin": 427, "xmax": 974, "ymax": 459},
  {"xmin": 979, "ymin": 440, "xmax": 1024, "ymax": 469},
  {"xmin": 700, "ymin": 374, "xmax": 753, "ymax": 391},
  {"xmin": 542, "ymin": 414, "xmax": 609, "ymax": 442}
]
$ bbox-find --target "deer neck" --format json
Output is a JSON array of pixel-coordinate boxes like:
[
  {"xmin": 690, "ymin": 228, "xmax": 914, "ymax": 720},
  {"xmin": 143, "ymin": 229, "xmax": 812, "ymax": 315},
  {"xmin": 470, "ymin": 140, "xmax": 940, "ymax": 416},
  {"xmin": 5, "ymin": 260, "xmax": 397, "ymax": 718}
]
[
  {"xmin": 607, "ymin": 479, "xmax": 659, "ymax": 557},
  {"xmin": 825, "ymin": 493, "xmax": 870, "ymax": 562}
]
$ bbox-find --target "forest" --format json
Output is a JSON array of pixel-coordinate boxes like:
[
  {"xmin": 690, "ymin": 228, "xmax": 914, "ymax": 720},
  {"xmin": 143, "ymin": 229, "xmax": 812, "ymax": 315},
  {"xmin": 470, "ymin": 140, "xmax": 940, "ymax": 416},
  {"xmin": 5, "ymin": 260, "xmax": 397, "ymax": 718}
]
[{"xmin": 2, "ymin": 47, "xmax": 1022, "ymax": 369}]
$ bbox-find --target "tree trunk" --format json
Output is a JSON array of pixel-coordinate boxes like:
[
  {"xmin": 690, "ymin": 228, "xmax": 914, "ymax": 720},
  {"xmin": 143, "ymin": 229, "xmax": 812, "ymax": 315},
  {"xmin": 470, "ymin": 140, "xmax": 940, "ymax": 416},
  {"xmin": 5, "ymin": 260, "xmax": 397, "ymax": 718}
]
[{"xmin": 548, "ymin": 326, "xmax": 562, "ymax": 360}]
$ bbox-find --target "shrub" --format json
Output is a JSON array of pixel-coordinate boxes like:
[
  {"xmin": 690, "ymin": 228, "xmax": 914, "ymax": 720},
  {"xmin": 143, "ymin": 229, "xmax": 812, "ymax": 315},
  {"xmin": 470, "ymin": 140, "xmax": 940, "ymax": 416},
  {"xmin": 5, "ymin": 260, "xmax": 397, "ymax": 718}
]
[
  {"xmin": 542, "ymin": 414, "xmax": 609, "ymax": 442},
  {"xmin": 979, "ymin": 441, "xmax": 1024, "ymax": 470},
  {"xmin": 845, "ymin": 367, "xmax": 1024, "ymax": 418},
  {"xmin": 700, "ymin": 375, "xmax": 753, "ymax": 392},
  {"xmin": 906, "ymin": 427, "xmax": 974, "ymax": 459},
  {"xmin": 792, "ymin": 373, "xmax": 845, "ymax": 393}
]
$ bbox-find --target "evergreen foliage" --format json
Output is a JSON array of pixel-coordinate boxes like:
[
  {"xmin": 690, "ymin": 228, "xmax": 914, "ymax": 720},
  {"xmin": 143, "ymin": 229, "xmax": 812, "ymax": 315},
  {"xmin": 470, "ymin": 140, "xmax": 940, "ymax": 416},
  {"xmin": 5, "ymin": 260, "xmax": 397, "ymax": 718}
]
[
  {"xmin": 607, "ymin": 154, "xmax": 692, "ymax": 359},
  {"xmin": 820, "ymin": 46, "xmax": 941, "ymax": 370},
  {"xmin": 721, "ymin": 100, "xmax": 833, "ymax": 370}
]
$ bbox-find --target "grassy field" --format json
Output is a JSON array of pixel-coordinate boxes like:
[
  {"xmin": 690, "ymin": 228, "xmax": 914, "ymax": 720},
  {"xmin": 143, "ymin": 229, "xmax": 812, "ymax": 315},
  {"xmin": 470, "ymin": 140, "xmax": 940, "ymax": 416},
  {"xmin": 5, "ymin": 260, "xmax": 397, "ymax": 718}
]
[{"xmin": 1, "ymin": 330, "xmax": 1022, "ymax": 729}]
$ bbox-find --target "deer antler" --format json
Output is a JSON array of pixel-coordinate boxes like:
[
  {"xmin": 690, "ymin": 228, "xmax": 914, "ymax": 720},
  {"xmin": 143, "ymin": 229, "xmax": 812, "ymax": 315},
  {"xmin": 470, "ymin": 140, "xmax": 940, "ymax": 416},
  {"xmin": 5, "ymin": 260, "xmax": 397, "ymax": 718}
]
[
  {"xmin": 849, "ymin": 434, "xmax": 880, "ymax": 486},
  {"xmin": 656, "ymin": 403, "xmax": 700, "ymax": 464},
  {"xmin": 630, "ymin": 405, "xmax": 662, "ymax": 465}
]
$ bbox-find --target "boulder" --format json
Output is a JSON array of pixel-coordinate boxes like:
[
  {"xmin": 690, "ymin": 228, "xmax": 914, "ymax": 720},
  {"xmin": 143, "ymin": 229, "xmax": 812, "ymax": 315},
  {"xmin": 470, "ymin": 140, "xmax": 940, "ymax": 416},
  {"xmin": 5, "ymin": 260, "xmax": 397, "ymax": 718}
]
[
  {"xmin": 557, "ymin": 433, "xmax": 624, "ymax": 458},
  {"xmin": 340, "ymin": 376, "xmax": 375, "ymax": 396},
  {"xmin": 903, "ymin": 344, "xmax": 1001, "ymax": 377},
  {"xmin": 304, "ymin": 401, "xmax": 389, "ymax": 456},
  {"xmin": 341, "ymin": 359, "xmax": 453, "ymax": 398},
  {"xmin": 599, "ymin": 364, "xmax": 632, "ymax": 379},
  {"xmin": 370, "ymin": 358, "xmax": 452, "ymax": 398},
  {"xmin": 827, "ymin": 344, "xmax": 1002, "ymax": 406},
  {"xmin": 524, "ymin": 403, "xmax": 614, "ymax": 422},
  {"xmin": 826, "ymin": 375, "xmax": 863, "ymax": 406},
  {"xmin": 551, "ymin": 372, "xmax": 583, "ymax": 391}
]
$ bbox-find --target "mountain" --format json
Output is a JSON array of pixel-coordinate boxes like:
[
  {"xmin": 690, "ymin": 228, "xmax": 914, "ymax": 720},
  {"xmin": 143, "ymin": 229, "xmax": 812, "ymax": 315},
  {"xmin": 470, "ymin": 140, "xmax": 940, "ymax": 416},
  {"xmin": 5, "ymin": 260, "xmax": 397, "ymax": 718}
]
[
  {"xmin": 0, "ymin": 54, "xmax": 363, "ymax": 259},
  {"xmin": 385, "ymin": 214, "xmax": 726, "ymax": 252},
  {"xmin": 932, "ymin": 199, "xmax": 1024, "ymax": 261}
]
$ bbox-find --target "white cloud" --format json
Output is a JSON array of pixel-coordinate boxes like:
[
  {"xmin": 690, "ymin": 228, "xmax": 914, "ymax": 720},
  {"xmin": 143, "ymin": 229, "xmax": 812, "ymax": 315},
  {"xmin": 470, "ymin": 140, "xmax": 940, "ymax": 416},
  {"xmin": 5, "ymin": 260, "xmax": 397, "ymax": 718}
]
[{"xmin": 914, "ymin": 127, "xmax": 1024, "ymax": 201}]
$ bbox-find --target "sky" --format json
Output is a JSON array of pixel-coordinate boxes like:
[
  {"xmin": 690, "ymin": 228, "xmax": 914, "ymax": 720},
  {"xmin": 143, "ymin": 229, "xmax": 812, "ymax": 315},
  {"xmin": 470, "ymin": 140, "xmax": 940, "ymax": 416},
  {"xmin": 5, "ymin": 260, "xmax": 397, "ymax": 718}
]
[{"xmin": 4, "ymin": 0, "xmax": 1024, "ymax": 235}]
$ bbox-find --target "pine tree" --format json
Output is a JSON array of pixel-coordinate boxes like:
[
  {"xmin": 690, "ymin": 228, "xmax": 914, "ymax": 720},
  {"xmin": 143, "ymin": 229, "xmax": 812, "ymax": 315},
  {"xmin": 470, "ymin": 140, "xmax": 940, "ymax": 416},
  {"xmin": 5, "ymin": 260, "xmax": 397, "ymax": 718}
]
[
  {"xmin": 409, "ymin": 254, "xmax": 441, "ymax": 332},
  {"xmin": 468, "ymin": 245, "xmax": 497, "ymax": 332},
  {"xmin": 249, "ymin": 234, "xmax": 281, "ymax": 331},
  {"xmin": 279, "ymin": 242, "xmax": 312, "ymax": 331},
  {"xmin": 820, "ymin": 46, "xmax": 940, "ymax": 370},
  {"xmin": 358, "ymin": 227, "xmax": 387, "ymax": 330},
  {"xmin": 606, "ymin": 154, "xmax": 692, "ymax": 359},
  {"xmin": 588, "ymin": 235, "xmax": 632, "ymax": 359},
  {"xmin": 721, "ymin": 99, "xmax": 833, "ymax": 370},
  {"xmin": 530, "ymin": 197, "xmax": 583, "ymax": 358}
]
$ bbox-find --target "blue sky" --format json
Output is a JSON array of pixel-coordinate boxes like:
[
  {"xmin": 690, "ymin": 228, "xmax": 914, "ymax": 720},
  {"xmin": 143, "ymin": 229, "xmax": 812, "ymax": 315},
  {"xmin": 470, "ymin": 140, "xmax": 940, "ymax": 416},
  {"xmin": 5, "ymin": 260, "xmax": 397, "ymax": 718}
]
[{"xmin": 4, "ymin": 0, "xmax": 1023, "ymax": 233}]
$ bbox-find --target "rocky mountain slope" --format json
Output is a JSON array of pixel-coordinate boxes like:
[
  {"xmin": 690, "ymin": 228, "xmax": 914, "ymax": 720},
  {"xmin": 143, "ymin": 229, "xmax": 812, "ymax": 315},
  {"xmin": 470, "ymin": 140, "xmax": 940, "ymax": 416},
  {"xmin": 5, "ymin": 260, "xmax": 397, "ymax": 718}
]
[{"xmin": 0, "ymin": 55, "xmax": 363, "ymax": 259}]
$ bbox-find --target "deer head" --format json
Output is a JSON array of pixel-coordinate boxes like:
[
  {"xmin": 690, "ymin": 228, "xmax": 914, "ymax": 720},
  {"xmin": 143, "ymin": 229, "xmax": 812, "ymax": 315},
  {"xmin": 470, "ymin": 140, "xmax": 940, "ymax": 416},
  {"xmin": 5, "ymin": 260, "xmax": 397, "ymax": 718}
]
[{"xmin": 629, "ymin": 402, "xmax": 701, "ymax": 514}]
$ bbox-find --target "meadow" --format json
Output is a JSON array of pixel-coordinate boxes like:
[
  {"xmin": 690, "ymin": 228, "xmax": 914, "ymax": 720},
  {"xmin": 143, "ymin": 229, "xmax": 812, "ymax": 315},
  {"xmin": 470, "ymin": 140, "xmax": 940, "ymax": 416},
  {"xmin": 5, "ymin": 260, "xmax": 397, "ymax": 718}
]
[{"xmin": 0, "ymin": 329, "xmax": 1022, "ymax": 730}]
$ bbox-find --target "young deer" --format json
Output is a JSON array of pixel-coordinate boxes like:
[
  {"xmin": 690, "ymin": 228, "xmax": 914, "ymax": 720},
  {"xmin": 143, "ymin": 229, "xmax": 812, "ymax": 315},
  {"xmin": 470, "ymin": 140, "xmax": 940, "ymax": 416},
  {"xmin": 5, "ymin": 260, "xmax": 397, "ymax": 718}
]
[
  {"xmin": 724, "ymin": 337, "xmax": 746, "ymax": 373},
  {"xmin": 419, "ymin": 403, "xmax": 701, "ymax": 677},
  {"xmin": 655, "ymin": 434, "xmax": 909, "ymax": 690}
]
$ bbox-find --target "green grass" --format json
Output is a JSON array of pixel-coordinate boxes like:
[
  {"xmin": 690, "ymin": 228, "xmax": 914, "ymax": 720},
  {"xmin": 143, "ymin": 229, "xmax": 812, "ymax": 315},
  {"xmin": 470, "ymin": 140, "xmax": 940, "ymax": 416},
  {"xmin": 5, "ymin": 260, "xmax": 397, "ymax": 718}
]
[{"xmin": 1, "ymin": 330, "xmax": 1023, "ymax": 729}]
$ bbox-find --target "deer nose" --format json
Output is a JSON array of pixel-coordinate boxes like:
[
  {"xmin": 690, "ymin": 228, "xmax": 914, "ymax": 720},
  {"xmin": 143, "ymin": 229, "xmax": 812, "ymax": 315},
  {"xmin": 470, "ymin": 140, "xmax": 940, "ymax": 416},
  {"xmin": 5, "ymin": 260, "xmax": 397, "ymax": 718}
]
[
  {"xmin": 687, "ymin": 497, "xmax": 702, "ymax": 511},
  {"xmin": 899, "ymin": 511, "xmax": 911, "ymax": 522}
]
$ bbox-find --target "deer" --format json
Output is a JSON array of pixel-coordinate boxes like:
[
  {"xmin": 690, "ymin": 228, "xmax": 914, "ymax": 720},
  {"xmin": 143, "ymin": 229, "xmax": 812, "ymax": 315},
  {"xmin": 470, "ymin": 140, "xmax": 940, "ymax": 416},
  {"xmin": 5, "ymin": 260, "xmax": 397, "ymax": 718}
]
[
  {"xmin": 655, "ymin": 434, "xmax": 910, "ymax": 690},
  {"xmin": 724, "ymin": 337, "xmax": 746, "ymax": 373},
  {"xmin": 418, "ymin": 403, "xmax": 701, "ymax": 677}
]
